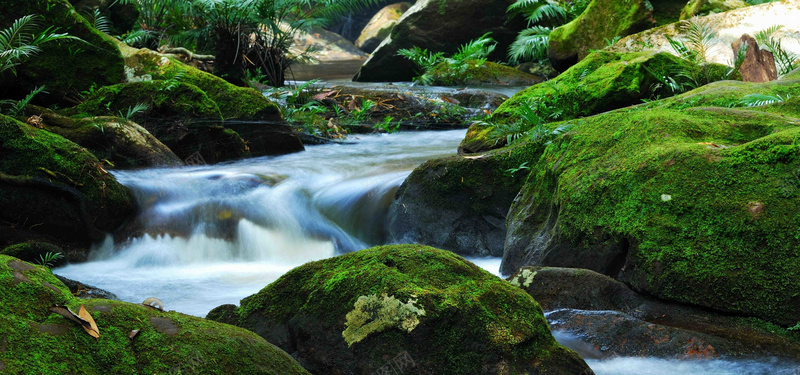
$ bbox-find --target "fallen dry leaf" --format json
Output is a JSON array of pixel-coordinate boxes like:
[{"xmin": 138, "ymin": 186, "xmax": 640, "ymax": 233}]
[
  {"xmin": 78, "ymin": 305, "xmax": 100, "ymax": 338},
  {"xmin": 129, "ymin": 329, "xmax": 140, "ymax": 340}
]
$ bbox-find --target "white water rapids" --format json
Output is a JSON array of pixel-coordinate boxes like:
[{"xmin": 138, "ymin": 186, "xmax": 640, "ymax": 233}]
[{"xmin": 53, "ymin": 129, "xmax": 798, "ymax": 375}]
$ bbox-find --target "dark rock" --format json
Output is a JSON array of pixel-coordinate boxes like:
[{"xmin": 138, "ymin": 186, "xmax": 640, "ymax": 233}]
[
  {"xmin": 388, "ymin": 149, "xmax": 529, "ymax": 257},
  {"xmin": 511, "ymin": 266, "xmax": 800, "ymax": 359},
  {"xmin": 355, "ymin": 3, "xmax": 411, "ymax": 53},
  {"xmin": 209, "ymin": 245, "xmax": 593, "ymax": 375},
  {"xmin": 353, "ymin": 0, "xmax": 528, "ymax": 82},
  {"xmin": 206, "ymin": 304, "xmax": 238, "ymax": 325},
  {"xmin": 732, "ymin": 34, "xmax": 778, "ymax": 82},
  {"xmin": 450, "ymin": 89, "xmax": 508, "ymax": 111},
  {"xmin": 1, "ymin": 242, "xmax": 66, "ymax": 267},
  {"xmin": 55, "ymin": 275, "xmax": 118, "ymax": 300}
]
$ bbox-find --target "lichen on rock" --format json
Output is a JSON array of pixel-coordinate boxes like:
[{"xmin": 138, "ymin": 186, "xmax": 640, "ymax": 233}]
[{"xmin": 343, "ymin": 293, "xmax": 425, "ymax": 346}]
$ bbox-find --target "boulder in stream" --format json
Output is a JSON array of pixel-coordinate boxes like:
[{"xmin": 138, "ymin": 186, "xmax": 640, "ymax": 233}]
[
  {"xmin": 355, "ymin": 2, "xmax": 411, "ymax": 53},
  {"xmin": 0, "ymin": 254, "xmax": 310, "ymax": 374},
  {"xmin": 501, "ymin": 72, "xmax": 800, "ymax": 326},
  {"xmin": 209, "ymin": 245, "xmax": 593, "ymax": 375}
]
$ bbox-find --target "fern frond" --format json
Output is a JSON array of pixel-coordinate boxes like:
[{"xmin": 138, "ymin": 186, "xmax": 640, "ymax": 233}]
[
  {"xmin": 507, "ymin": 0, "xmax": 545, "ymax": 13},
  {"xmin": 452, "ymin": 33, "xmax": 496, "ymax": 63},
  {"xmin": 81, "ymin": 9, "xmax": 113, "ymax": 34},
  {"xmin": 527, "ymin": 1, "xmax": 566, "ymax": 24},
  {"xmin": 508, "ymin": 26, "xmax": 551, "ymax": 64},
  {"xmin": 739, "ymin": 93, "xmax": 789, "ymax": 107}
]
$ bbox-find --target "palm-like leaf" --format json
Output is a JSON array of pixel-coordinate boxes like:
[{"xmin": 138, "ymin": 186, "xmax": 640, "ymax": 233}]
[
  {"xmin": 755, "ymin": 25, "xmax": 799, "ymax": 76},
  {"xmin": 508, "ymin": 26, "xmax": 551, "ymax": 64},
  {"xmin": 0, "ymin": 15, "xmax": 82, "ymax": 75},
  {"xmin": 739, "ymin": 93, "xmax": 789, "ymax": 107}
]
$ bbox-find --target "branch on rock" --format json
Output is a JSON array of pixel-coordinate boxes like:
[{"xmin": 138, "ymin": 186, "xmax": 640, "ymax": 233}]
[{"xmin": 158, "ymin": 47, "xmax": 215, "ymax": 62}]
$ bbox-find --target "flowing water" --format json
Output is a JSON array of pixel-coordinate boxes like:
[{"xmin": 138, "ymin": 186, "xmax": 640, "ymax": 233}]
[{"xmin": 53, "ymin": 128, "xmax": 797, "ymax": 374}]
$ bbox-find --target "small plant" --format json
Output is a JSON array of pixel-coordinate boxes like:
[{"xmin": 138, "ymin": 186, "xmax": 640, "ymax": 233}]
[
  {"xmin": 398, "ymin": 34, "xmax": 496, "ymax": 85},
  {"xmin": 508, "ymin": 26, "xmax": 552, "ymax": 64},
  {"xmin": 1, "ymin": 86, "xmax": 47, "ymax": 117},
  {"xmin": 0, "ymin": 14, "xmax": 82, "ymax": 75},
  {"xmin": 160, "ymin": 71, "xmax": 186, "ymax": 92},
  {"xmin": 37, "ymin": 252, "xmax": 64, "ymax": 268},
  {"xmin": 375, "ymin": 115, "xmax": 400, "ymax": 133},
  {"xmin": 80, "ymin": 8, "xmax": 113, "ymax": 34},
  {"xmin": 789, "ymin": 322, "xmax": 800, "ymax": 331},
  {"xmin": 506, "ymin": 0, "xmax": 590, "ymax": 63},
  {"xmin": 505, "ymin": 162, "xmax": 530, "ymax": 177},
  {"xmin": 119, "ymin": 103, "xmax": 150, "ymax": 120},
  {"xmin": 738, "ymin": 93, "xmax": 790, "ymax": 107}
]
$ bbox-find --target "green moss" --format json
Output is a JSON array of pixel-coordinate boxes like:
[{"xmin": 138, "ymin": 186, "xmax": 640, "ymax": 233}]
[
  {"xmin": 491, "ymin": 51, "xmax": 698, "ymax": 124},
  {"xmin": 0, "ymin": 254, "xmax": 309, "ymax": 374},
  {"xmin": 232, "ymin": 245, "xmax": 586, "ymax": 374},
  {"xmin": 0, "ymin": 0, "xmax": 124, "ymax": 99},
  {"xmin": 549, "ymin": 0, "xmax": 654, "ymax": 68},
  {"xmin": 122, "ymin": 47, "xmax": 280, "ymax": 120},
  {"xmin": 72, "ymin": 81, "xmax": 222, "ymax": 120},
  {"xmin": 427, "ymin": 60, "xmax": 542, "ymax": 86},
  {"xmin": 0, "ymin": 115, "xmax": 133, "ymax": 236},
  {"xmin": 679, "ymin": 0, "xmax": 749, "ymax": 20},
  {"xmin": 505, "ymin": 73, "xmax": 800, "ymax": 325}
]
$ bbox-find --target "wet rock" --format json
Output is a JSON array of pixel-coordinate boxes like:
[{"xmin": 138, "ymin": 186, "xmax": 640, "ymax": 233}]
[
  {"xmin": 427, "ymin": 60, "xmax": 545, "ymax": 86},
  {"xmin": 355, "ymin": 3, "xmax": 411, "ymax": 53},
  {"xmin": 353, "ymin": 0, "xmax": 528, "ymax": 82},
  {"xmin": 209, "ymin": 245, "xmax": 593, "ymax": 375},
  {"xmin": 289, "ymin": 25, "xmax": 368, "ymax": 62},
  {"xmin": 512, "ymin": 266, "xmax": 800, "ymax": 359},
  {"xmin": 55, "ymin": 275, "xmax": 118, "ymax": 300},
  {"xmin": 0, "ymin": 254, "xmax": 309, "ymax": 374},
  {"xmin": 1, "ymin": 242, "xmax": 66, "ymax": 267},
  {"xmin": 388, "ymin": 149, "xmax": 529, "ymax": 257},
  {"xmin": 732, "ymin": 34, "xmax": 777, "ymax": 82}
]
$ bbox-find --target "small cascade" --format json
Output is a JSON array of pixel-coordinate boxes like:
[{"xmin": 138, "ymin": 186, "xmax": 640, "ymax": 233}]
[{"xmin": 56, "ymin": 130, "xmax": 469, "ymax": 316}]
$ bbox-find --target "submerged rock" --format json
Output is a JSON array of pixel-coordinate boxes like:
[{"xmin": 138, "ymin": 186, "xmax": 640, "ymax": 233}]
[
  {"xmin": 427, "ymin": 60, "xmax": 545, "ymax": 86},
  {"xmin": 511, "ymin": 267, "xmax": 800, "ymax": 359},
  {"xmin": 0, "ymin": 0, "xmax": 124, "ymax": 104},
  {"xmin": 0, "ymin": 254, "xmax": 309, "ymax": 374},
  {"xmin": 0, "ymin": 115, "xmax": 133, "ymax": 258},
  {"xmin": 353, "ymin": 0, "xmax": 527, "ymax": 82},
  {"xmin": 209, "ymin": 245, "xmax": 592, "ymax": 375},
  {"xmin": 501, "ymin": 74, "xmax": 800, "ymax": 326}
]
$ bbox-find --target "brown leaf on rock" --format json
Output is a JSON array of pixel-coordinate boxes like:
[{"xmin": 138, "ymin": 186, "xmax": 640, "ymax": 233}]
[
  {"xmin": 78, "ymin": 305, "xmax": 100, "ymax": 338},
  {"xmin": 129, "ymin": 329, "xmax": 140, "ymax": 340}
]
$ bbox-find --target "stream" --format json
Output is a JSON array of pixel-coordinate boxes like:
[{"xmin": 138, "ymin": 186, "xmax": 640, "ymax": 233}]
[{"xmin": 53, "ymin": 119, "xmax": 798, "ymax": 374}]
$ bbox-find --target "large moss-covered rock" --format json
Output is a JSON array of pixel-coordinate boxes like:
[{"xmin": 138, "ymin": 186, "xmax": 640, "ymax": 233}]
[
  {"xmin": 212, "ymin": 245, "xmax": 592, "ymax": 375},
  {"xmin": 0, "ymin": 254, "xmax": 309, "ymax": 374},
  {"xmin": 501, "ymin": 74, "xmax": 800, "ymax": 326},
  {"xmin": 353, "ymin": 0, "xmax": 528, "ymax": 82},
  {"xmin": 355, "ymin": 2, "xmax": 411, "ymax": 53},
  {"xmin": 608, "ymin": 0, "xmax": 800, "ymax": 69},
  {"xmin": 71, "ymin": 81, "xmax": 251, "ymax": 164},
  {"xmin": 548, "ymin": 0, "xmax": 655, "ymax": 70},
  {"xmin": 388, "ymin": 145, "xmax": 532, "ymax": 257},
  {"xmin": 427, "ymin": 60, "xmax": 544, "ymax": 86},
  {"xmin": 0, "ymin": 0, "xmax": 124, "ymax": 103},
  {"xmin": 0, "ymin": 115, "xmax": 133, "ymax": 256},
  {"xmin": 26, "ymin": 106, "xmax": 181, "ymax": 169},
  {"xmin": 121, "ymin": 46, "xmax": 304, "ymax": 158},
  {"xmin": 680, "ymin": 0, "xmax": 749, "ymax": 20}
]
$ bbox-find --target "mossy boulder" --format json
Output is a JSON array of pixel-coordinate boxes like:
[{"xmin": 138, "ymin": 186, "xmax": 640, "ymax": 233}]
[
  {"xmin": 26, "ymin": 106, "xmax": 181, "ymax": 169},
  {"xmin": 210, "ymin": 245, "xmax": 592, "ymax": 374},
  {"xmin": 0, "ymin": 254, "xmax": 310, "ymax": 374},
  {"xmin": 501, "ymin": 74, "xmax": 800, "ymax": 326},
  {"xmin": 388, "ymin": 144, "xmax": 533, "ymax": 257},
  {"xmin": 548, "ymin": 0, "xmax": 655, "ymax": 70},
  {"xmin": 680, "ymin": 0, "xmax": 749, "ymax": 20},
  {"xmin": 121, "ymin": 46, "xmax": 304, "ymax": 158},
  {"xmin": 0, "ymin": 115, "xmax": 133, "ymax": 256},
  {"xmin": 0, "ymin": 0, "xmax": 124, "ymax": 104},
  {"xmin": 0, "ymin": 242, "xmax": 66, "ymax": 267},
  {"xmin": 71, "ymin": 81, "xmax": 251, "ymax": 164},
  {"xmin": 427, "ymin": 60, "xmax": 545, "ymax": 86},
  {"xmin": 353, "ymin": 0, "xmax": 528, "ymax": 82}
]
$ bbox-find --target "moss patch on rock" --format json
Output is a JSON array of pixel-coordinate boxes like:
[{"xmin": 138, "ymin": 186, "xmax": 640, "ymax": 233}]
[
  {"xmin": 216, "ymin": 245, "xmax": 591, "ymax": 375},
  {"xmin": 0, "ymin": 0, "xmax": 124, "ymax": 103},
  {"xmin": 0, "ymin": 254, "xmax": 309, "ymax": 375},
  {"xmin": 0, "ymin": 115, "xmax": 133, "ymax": 253},
  {"xmin": 428, "ymin": 60, "xmax": 544, "ymax": 86},
  {"xmin": 501, "ymin": 73, "xmax": 800, "ymax": 326},
  {"xmin": 548, "ymin": 0, "xmax": 655, "ymax": 70},
  {"xmin": 680, "ymin": 0, "xmax": 749, "ymax": 20}
]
